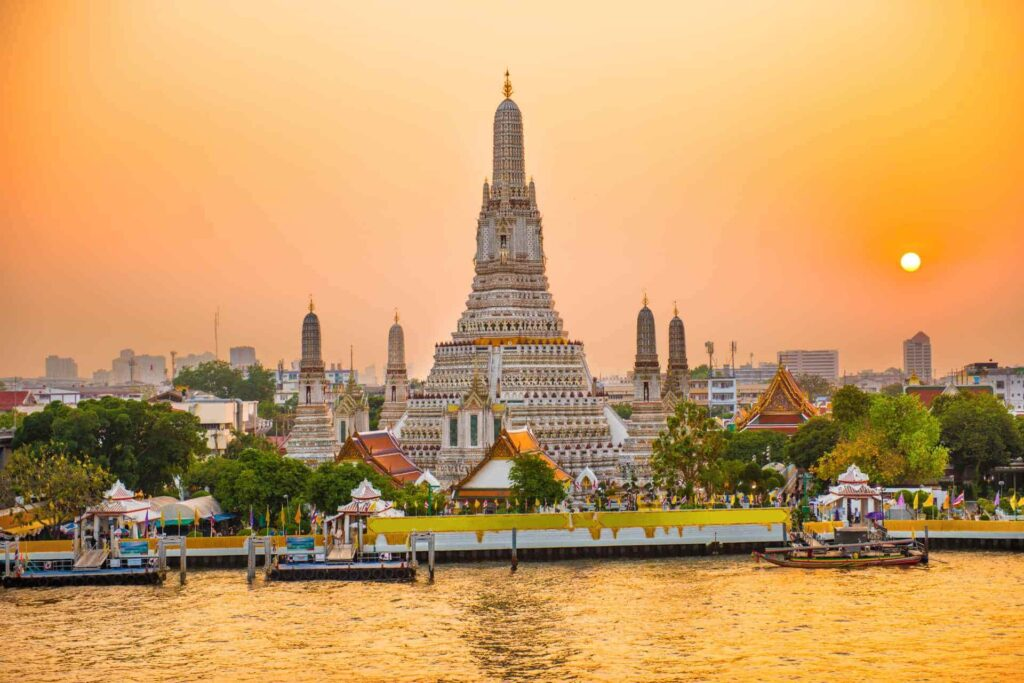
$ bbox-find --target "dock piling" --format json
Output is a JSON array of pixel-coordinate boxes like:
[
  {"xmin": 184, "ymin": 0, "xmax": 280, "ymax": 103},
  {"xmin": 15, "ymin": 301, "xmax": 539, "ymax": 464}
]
[
  {"xmin": 428, "ymin": 533, "xmax": 435, "ymax": 583},
  {"xmin": 511, "ymin": 527, "xmax": 518, "ymax": 572}
]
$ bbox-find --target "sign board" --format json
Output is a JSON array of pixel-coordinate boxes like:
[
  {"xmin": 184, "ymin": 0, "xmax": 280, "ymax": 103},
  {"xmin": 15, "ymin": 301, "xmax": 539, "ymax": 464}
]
[
  {"xmin": 285, "ymin": 536, "xmax": 315, "ymax": 552},
  {"xmin": 120, "ymin": 541, "xmax": 150, "ymax": 556}
]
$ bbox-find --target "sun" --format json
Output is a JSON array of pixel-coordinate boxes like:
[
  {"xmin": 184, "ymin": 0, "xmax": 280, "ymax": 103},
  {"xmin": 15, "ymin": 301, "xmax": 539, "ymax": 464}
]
[{"xmin": 900, "ymin": 252, "xmax": 921, "ymax": 272}]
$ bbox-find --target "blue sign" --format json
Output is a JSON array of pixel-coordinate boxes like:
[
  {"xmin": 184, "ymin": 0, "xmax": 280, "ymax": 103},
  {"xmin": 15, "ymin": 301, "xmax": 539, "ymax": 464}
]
[
  {"xmin": 286, "ymin": 536, "xmax": 315, "ymax": 551},
  {"xmin": 120, "ymin": 541, "xmax": 149, "ymax": 556}
]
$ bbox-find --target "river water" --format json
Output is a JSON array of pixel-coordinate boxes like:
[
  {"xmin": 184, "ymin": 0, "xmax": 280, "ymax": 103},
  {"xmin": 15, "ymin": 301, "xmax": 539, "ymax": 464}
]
[{"xmin": 2, "ymin": 552, "xmax": 1022, "ymax": 682}]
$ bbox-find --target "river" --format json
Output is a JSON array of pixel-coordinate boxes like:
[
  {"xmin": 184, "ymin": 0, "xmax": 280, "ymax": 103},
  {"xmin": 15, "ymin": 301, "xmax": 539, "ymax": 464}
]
[{"xmin": 2, "ymin": 552, "xmax": 1022, "ymax": 681}]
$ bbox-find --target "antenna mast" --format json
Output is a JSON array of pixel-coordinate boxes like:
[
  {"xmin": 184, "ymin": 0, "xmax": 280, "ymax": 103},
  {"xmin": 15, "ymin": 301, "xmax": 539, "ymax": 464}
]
[{"xmin": 214, "ymin": 308, "xmax": 220, "ymax": 360}]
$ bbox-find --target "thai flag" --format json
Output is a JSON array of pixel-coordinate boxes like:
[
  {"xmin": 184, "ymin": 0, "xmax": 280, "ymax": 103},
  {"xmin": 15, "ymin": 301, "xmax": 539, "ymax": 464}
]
[{"xmin": 954, "ymin": 492, "xmax": 965, "ymax": 506}]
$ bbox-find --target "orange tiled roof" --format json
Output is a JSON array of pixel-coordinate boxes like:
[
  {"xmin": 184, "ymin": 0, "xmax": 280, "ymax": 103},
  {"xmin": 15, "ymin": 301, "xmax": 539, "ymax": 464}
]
[
  {"xmin": 735, "ymin": 364, "xmax": 817, "ymax": 432},
  {"xmin": 337, "ymin": 430, "xmax": 422, "ymax": 485}
]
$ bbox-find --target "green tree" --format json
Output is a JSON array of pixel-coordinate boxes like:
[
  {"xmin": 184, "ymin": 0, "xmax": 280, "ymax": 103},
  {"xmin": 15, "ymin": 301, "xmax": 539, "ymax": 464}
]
[
  {"xmin": 224, "ymin": 431, "xmax": 279, "ymax": 458},
  {"xmin": 932, "ymin": 392, "xmax": 1023, "ymax": 485},
  {"xmin": 783, "ymin": 417, "xmax": 840, "ymax": 470},
  {"xmin": 509, "ymin": 453, "xmax": 566, "ymax": 510},
  {"xmin": 815, "ymin": 394, "xmax": 947, "ymax": 485},
  {"xmin": 186, "ymin": 447, "xmax": 309, "ymax": 517},
  {"xmin": 1, "ymin": 445, "xmax": 114, "ymax": 528},
  {"xmin": 650, "ymin": 400, "xmax": 726, "ymax": 496},
  {"xmin": 880, "ymin": 383, "xmax": 904, "ymax": 397},
  {"xmin": 708, "ymin": 459, "xmax": 785, "ymax": 495},
  {"xmin": 368, "ymin": 395, "xmax": 385, "ymax": 430},
  {"xmin": 723, "ymin": 429, "xmax": 787, "ymax": 465},
  {"xmin": 174, "ymin": 360, "xmax": 275, "ymax": 403},
  {"xmin": 688, "ymin": 364, "xmax": 710, "ymax": 380},
  {"xmin": 831, "ymin": 385, "xmax": 872, "ymax": 435},
  {"xmin": 612, "ymin": 403, "xmax": 633, "ymax": 420},
  {"xmin": 306, "ymin": 461, "xmax": 397, "ymax": 513},
  {"xmin": 14, "ymin": 398, "xmax": 205, "ymax": 494},
  {"xmin": 794, "ymin": 373, "xmax": 833, "ymax": 400}
]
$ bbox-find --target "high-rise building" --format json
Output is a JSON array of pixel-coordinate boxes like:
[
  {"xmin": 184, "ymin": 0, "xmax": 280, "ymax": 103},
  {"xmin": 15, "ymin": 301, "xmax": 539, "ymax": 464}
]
[
  {"xmin": 111, "ymin": 349, "xmax": 166, "ymax": 385},
  {"xmin": 777, "ymin": 349, "xmax": 839, "ymax": 382},
  {"xmin": 175, "ymin": 352, "xmax": 216, "ymax": 375},
  {"xmin": 229, "ymin": 346, "xmax": 257, "ymax": 370},
  {"xmin": 902, "ymin": 332, "xmax": 932, "ymax": 383},
  {"xmin": 390, "ymin": 73, "xmax": 626, "ymax": 484},
  {"xmin": 44, "ymin": 355, "xmax": 78, "ymax": 380}
]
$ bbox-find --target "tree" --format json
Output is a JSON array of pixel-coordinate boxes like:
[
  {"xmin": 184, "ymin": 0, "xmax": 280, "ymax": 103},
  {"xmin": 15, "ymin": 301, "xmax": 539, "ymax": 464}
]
[
  {"xmin": 650, "ymin": 400, "xmax": 726, "ymax": 496},
  {"xmin": 306, "ymin": 461, "xmax": 397, "ymax": 513},
  {"xmin": 795, "ymin": 373, "xmax": 833, "ymax": 400},
  {"xmin": 612, "ymin": 403, "xmax": 633, "ymax": 420},
  {"xmin": 224, "ymin": 431, "xmax": 279, "ymax": 458},
  {"xmin": 783, "ymin": 417, "xmax": 840, "ymax": 470},
  {"xmin": 880, "ymin": 383, "xmax": 904, "ymax": 397},
  {"xmin": 831, "ymin": 385, "xmax": 872, "ymax": 435},
  {"xmin": 509, "ymin": 453, "xmax": 566, "ymax": 509},
  {"xmin": 14, "ymin": 398, "xmax": 206, "ymax": 494},
  {"xmin": 932, "ymin": 392, "xmax": 1023, "ymax": 485},
  {"xmin": 723, "ymin": 429, "xmax": 787, "ymax": 466},
  {"xmin": 815, "ymin": 393, "xmax": 947, "ymax": 485},
  {"xmin": 707, "ymin": 459, "xmax": 785, "ymax": 495},
  {"xmin": 186, "ymin": 447, "xmax": 309, "ymax": 516},
  {"xmin": 368, "ymin": 395, "xmax": 385, "ymax": 430},
  {"xmin": 174, "ymin": 361, "xmax": 275, "ymax": 403},
  {"xmin": 689, "ymin": 364, "xmax": 710, "ymax": 380},
  {"xmin": 1, "ymin": 445, "xmax": 113, "ymax": 528}
]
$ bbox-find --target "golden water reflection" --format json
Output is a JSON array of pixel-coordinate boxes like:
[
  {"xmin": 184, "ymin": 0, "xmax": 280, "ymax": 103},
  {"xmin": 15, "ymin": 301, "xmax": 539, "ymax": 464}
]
[{"xmin": 2, "ymin": 552, "xmax": 1023, "ymax": 681}]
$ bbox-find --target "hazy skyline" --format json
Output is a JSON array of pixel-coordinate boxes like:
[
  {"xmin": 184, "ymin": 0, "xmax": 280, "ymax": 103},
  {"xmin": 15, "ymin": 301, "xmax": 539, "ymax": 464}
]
[{"xmin": 3, "ymin": 2, "xmax": 1023, "ymax": 380}]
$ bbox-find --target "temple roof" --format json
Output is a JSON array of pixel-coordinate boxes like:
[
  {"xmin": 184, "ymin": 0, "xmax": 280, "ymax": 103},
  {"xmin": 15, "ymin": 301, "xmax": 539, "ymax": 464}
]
[
  {"xmin": 453, "ymin": 427, "xmax": 570, "ymax": 495},
  {"xmin": 734, "ymin": 364, "xmax": 818, "ymax": 433},
  {"xmin": 337, "ymin": 430, "xmax": 422, "ymax": 484}
]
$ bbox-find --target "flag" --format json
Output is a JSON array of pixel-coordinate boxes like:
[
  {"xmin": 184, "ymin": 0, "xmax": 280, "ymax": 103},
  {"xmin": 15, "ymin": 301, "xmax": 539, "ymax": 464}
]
[
  {"xmin": 143, "ymin": 509, "xmax": 149, "ymax": 537},
  {"xmin": 954, "ymin": 492, "xmax": 965, "ymax": 506},
  {"xmin": 942, "ymin": 493, "xmax": 950, "ymax": 510},
  {"xmin": 280, "ymin": 507, "xmax": 286, "ymax": 528},
  {"xmin": 912, "ymin": 492, "xmax": 919, "ymax": 509},
  {"xmin": 249, "ymin": 506, "xmax": 254, "ymax": 530},
  {"xmin": 994, "ymin": 491, "xmax": 1001, "ymax": 507},
  {"xmin": 1011, "ymin": 493, "xmax": 1019, "ymax": 511},
  {"xmin": 160, "ymin": 510, "xmax": 165, "ymax": 530},
  {"xmin": 294, "ymin": 505, "xmax": 302, "ymax": 525},
  {"xmin": 177, "ymin": 510, "xmax": 182, "ymax": 531},
  {"xmin": 266, "ymin": 506, "xmax": 271, "ymax": 531},
  {"xmin": 897, "ymin": 493, "xmax": 905, "ymax": 507},
  {"xmin": 924, "ymin": 493, "xmax": 934, "ymax": 508}
]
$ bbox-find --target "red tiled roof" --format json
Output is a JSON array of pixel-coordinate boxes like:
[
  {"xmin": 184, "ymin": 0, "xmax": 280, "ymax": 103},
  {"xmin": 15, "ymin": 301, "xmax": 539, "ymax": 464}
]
[
  {"xmin": 0, "ymin": 391, "xmax": 34, "ymax": 412},
  {"xmin": 338, "ymin": 430, "xmax": 422, "ymax": 485}
]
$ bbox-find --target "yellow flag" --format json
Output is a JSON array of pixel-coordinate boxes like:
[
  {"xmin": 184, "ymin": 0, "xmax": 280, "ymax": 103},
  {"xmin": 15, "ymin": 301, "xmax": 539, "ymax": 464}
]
[
  {"xmin": 294, "ymin": 505, "xmax": 302, "ymax": 524},
  {"xmin": 924, "ymin": 493, "xmax": 934, "ymax": 508},
  {"xmin": 1011, "ymin": 493, "xmax": 1019, "ymax": 511},
  {"xmin": 193, "ymin": 506, "xmax": 200, "ymax": 526},
  {"xmin": 913, "ymin": 492, "xmax": 920, "ymax": 509},
  {"xmin": 280, "ymin": 507, "xmax": 286, "ymax": 527},
  {"xmin": 943, "ymin": 493, "xmax": 950, "ymax": 510}
]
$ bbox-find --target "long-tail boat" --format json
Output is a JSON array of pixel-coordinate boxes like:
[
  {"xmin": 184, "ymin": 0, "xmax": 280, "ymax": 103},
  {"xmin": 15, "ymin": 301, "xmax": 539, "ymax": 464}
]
[{"xmin": 753, "ymin": 537, "xmax": 928, "ymax": 569}]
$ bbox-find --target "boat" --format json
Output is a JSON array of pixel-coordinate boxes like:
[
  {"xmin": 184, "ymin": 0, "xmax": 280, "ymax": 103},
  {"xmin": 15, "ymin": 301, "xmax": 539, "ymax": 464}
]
[{"xmin": 754, "ymin": 537, "xmax": 928, "ymax": 569}]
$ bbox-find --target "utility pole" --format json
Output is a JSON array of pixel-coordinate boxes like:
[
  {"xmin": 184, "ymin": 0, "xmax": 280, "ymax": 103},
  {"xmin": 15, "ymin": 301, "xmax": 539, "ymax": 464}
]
[
  {"xmin": 730, "ymin": 341, "xmax": 737, "ymax": 376},
  {"xmin": 705, "ymin": 341, "xmax": 714, "ymax": 377},
  {"xmin": 214, "ymin": 308, "xmax": 220, "ymax": 360}
]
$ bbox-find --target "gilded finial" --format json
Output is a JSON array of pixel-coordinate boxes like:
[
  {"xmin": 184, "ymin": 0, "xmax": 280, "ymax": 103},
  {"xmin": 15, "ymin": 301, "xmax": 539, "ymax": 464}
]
[
  {"xmin": 394, "ymin": 308, "xmax": 399, "ymax": 324},
  {"xmin": 642, "ymin": 290, "xmax": 649, "ymax": 308},
  {"xmin": 673, "ymin": 300, "xmax": 678, "ymax": 317},
  {"xmin": 503, "ymin": 69, "xmax": 513, "ymax": 99},
  {"xmin": 308, "ymin": 295, "xmax": 314, "ymax": 313}
]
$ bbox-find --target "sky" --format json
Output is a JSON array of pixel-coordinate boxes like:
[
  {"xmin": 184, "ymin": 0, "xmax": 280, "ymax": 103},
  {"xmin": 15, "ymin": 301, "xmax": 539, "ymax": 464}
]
[{"xmin": 2, "ymin": 1, "xmax": 1024, "ymax": 381}]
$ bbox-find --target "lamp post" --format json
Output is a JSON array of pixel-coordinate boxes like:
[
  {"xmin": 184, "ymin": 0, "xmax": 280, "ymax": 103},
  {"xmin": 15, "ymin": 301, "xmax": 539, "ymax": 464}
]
[{"xmin": 284, "ymin": 494, "xmax": 290, "ymax": 534}]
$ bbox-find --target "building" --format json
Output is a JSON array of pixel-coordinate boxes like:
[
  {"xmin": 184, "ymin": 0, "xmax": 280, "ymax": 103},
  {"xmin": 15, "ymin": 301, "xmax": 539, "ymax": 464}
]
[
  {"xmin": 960, "ymin": 363, "xmax": 1024, "ymax": 415},
  {"xmin": 735, "ymin": 362, "xmax": 781, "ymax": 384},
  {"xmin": 362, "ymin": 364, "xmax": 379, "ymax": 387},
  {"xmin": 174, "ymin": 352, "xmax": 216, "ymax": 376},
  {"xmin": 334, "ymin": 348, "xmax": 370, "ymax": 443},
  {"xmin": 285, "ymin": 300, "xmax": 338, "ymax": 464},
  {"xmin": 390, "ymin": 74, "xmax": 626, "ymax": 485},
  {"xmin": 663, "ymin": 303, "xmax": 689, "ymax": 402},
  {"xmin": 271, "ymin": 363, "xmax": 353, "ymax": 405},
  {"xmin": 841, "ymin": 368, "xmax": 904, "ymax": 393},
  {"xmin": 777, "ymin": 349, "xmax": 839, "ymax": 383},
  {"xmin": 379, "ymin": 312, "xmax": 409, "ymax": 429},
  {"xmin": 903, "ymin": 331, "xmax": 933, "ymax": 383},
  {"xmin": 904, "ymin": 380, "xmax": 994, "ymax": 410},
  {"xmin": 0, "ymin": 391, "xmax": 38, "ymax": 413},
  {"xmin": 688, "ymin": 370, "xmax": 739, "ymax": 417},
  {"xmin": 451, "ymin": 427, "xmax": 570, "ymax": 506},
  {"xmin": 44, "ymin": 355, "xmax": 78, "ymax": 380},
  {"xmin": 33, "ymin": 386, "xmax": 81, "ymax": 406},
  {"xmin": 110, "ymin": 349, "xmax": 166, "ymax": 385},
  {"xmin": 621, "ymin": 298, "xmax": 671, "ymax": 480},
  {"xmin": 229, "ymin": 346, "xmax": 257, "ymax": 370},
  {"xmin": 336, "ymin": 430, "xmax": 422, "ymax": 485},
  {"xmin": 152, "ymin": 390, "xmax": 260, "ymax": 455},
  {"xmin": 734, "ymin": 364, "xmax": 818, "ymax": 434}
]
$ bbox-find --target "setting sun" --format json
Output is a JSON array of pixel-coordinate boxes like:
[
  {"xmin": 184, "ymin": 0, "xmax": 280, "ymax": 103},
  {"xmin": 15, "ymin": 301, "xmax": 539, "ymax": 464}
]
[{"xmin": 901, "ymin": 252, "xmax": 922, "ymax": 272}]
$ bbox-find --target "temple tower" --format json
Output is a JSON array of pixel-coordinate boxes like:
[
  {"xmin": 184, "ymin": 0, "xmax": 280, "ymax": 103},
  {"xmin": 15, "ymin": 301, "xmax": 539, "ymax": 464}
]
[
  {"xmin": 379, "ymin": 311, "xmax": 409, "ymax": 429},
  {"xmin": 335, "ymin": 345, "xmax": 369, "ymax": 442},
  {"xmin": 286, "ymin": 298, "xmax": 337, "ymax": 465},
  {"xmin": 633, "ymin": 295, "xmax": 661, "ymax": 402},
  {"xmin": 663, "ymin": 302, "xmax": 689, "ymax": 403}
]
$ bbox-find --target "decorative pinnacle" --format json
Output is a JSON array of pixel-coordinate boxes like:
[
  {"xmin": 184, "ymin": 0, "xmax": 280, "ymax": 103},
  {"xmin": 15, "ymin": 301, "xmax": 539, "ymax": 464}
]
[
  {"xmin": 394, "ymin": 308, "xmax": 399, "ymax": 324},
  {"xmin": 674, "ymin": 300, "xmax": 678, "ymax": 317},
  {"xmin": 503, "ymin": 69, "xmax": 513, "ymax": 99},
  {"xmin": 308, "ymin": 295, "xmax": 314, "ymax": 313},
  {"xmin": 642, "ymin": 290, "xmax": 649, "ymax": 308}
]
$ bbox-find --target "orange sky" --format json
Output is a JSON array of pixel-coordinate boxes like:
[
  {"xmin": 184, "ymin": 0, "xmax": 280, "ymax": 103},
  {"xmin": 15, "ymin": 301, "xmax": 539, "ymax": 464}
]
[{"xmin": 3, "ymin": 2, "xmax": 1024, "ymax": 380}]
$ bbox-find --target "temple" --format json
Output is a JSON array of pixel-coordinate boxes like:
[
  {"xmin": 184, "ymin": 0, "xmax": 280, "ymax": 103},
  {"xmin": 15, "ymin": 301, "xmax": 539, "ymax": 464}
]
[
  {"xmin": 379, "ymin": 311, "xmax": 409, "ymax": 429},
  {"xmin": 734, "ymin": 363, "xmax": 818, "ymax": 434},
  {"xmin": 452, "ymin": 427, "xmax": 570, "ymax": 506},
  {"xmin": 334, "ymin": 346, "xmax": 369, "ymax": 443},
  {"xmin": 621, "ymin": 296, "xmax": 672, "ymax": 481},
  {"xmin": 390, "ymin": 73, "xmax": 628, "ymax": 485},
  {"xmin": 285, "ymin": 299, "xmax": 338, "ymax": 464},
  {"xmin": 337, "ymin": 430, "xmax": 422, "ymax": 485}
]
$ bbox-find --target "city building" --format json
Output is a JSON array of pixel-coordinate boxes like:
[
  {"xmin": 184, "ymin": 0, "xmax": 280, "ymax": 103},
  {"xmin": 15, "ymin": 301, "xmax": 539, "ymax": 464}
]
[
  {"xmin": 152, "ymin": 389, "xmax": 260, "ymax": 455},
  {"xmin": 734, "ymin": 362, "xmax": 779, "ymax": 384},
  {"xmin": 229, "ymin": 346, "xmax": 257, "ymax": 370},
  {"xmin": 777, "ymin": 349, "xmax": 839, "ymax": 382},
  {"xmin": 44, "ymin": 355, "xmax": 78, "ymax": 380},
  {"xmin": 904, "ymin": 380, "xmax": 993, "ymax": 410},
  {"xmin": 109, "ymin": 349, "xmax": 167, "ymax": 385},
  {"xmin": 285, "ymin": 300, "xmax": 338, "ymax": 464},
  {"xmin": 390, "ymin": 74, "xmax": 626, "ymax": 485},
  {"xmin": 688, "ymin": 370, "xmax": 739, "ymax": 417},
  {"xmin": 841, "ymin": 368, "xmax": 904, "ymax": 393},
  {"xmin": 173, "ymin": 352, "xmax": 216, "ymax": 376},
  {"xmin": 734, "ymin": 364, "xmax": 818, "ymax": 434},
  {"xmin": 362, "ymin": 364, "xmax": 379, "ymax": 387},
  {"xmin": 0, "ymin": 391, "xmax": 38, "ymax": 413},
  {"xmin": 903, "ymin": 331, "xmax": 933, "ymax": 383}
]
